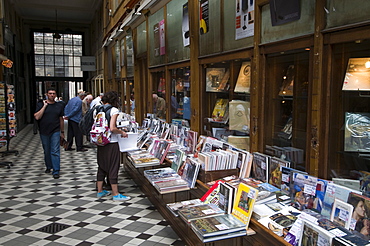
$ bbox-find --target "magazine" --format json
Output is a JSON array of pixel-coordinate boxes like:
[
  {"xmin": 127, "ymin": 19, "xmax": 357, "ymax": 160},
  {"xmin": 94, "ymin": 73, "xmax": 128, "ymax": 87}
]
[
  {"xmin": 330, "ymin": 198, "xmax": 354, "ymax": 229},
  {"xmin": 178, "ymin": 203, "xmax": 225, "ymax": 223}
]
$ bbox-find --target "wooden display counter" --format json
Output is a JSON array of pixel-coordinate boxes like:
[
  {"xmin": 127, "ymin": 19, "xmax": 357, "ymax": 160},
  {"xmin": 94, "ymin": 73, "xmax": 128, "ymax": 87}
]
[{"xmin": 123, "ymin": 157, "xmax": 290, "ymax": 246}]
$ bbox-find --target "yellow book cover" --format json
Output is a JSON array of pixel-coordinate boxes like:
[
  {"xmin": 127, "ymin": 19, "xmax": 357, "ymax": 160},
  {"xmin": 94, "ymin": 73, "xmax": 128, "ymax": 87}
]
[
  {"xmin": 211, "ymin": 99, "xmax": 229, "ymax": 122},
  {"xmin": 231, "ymin": 182, "xmax": 259, "ymax": 228}
]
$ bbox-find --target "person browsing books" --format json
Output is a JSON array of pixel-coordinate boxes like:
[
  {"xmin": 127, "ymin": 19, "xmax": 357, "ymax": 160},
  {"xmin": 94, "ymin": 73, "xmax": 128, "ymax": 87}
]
[
  {"xmin": 153, "ymin": 93, "xmax": 166, "ymax": 119},
  {"xmin": 95, "ymin": 91, "xmax": 131, "ymax": 202}
]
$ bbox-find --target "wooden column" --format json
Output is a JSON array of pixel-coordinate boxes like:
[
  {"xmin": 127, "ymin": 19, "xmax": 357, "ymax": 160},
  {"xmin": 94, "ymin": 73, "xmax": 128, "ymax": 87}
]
[
  {"xmin": 309, "ymin": 0, "xmax": 326, "ymax": 177},
  {"xmin": 188, "ymin": 0, "xmax": 201, "ymax": 133}
]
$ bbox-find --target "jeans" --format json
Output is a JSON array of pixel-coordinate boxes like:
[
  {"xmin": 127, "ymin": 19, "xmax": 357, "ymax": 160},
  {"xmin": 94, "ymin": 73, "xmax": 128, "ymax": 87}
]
[{"xmin": 40, "ymin": 131, "xmax": 60, "ymax": 175}]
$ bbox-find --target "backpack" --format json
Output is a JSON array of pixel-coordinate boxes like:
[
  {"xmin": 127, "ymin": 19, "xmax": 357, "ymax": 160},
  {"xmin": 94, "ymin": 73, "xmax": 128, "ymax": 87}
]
[
  {"xmin": 79, "ymin": 105, "xmax": 100, "ymax": 135},
  {"xmin": 90, "ymin": 105, "xmax": 113, "ymax": 146}
]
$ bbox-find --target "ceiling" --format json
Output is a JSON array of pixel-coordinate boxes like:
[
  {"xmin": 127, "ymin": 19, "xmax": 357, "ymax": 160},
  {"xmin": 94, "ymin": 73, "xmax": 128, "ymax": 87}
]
[{"xmin": 10, "ymin": 0, "xmax": 103, "ymax": 24}]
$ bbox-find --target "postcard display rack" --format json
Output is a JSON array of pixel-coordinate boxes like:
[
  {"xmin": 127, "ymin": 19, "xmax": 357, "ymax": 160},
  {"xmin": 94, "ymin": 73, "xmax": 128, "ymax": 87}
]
[
  {"xmin": 0, "ymin": 81, "xmax": 18, "ymax": 168},
  {"xmin": 123, "ymin": 157, "xmax": 289, "ymax": 246}
]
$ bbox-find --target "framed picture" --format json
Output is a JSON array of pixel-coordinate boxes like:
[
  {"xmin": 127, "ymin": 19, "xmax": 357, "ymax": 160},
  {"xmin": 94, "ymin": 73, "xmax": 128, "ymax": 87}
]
[
  {"xmin": 344, "ymin": 112, "xmax": 370, "ymax": 152},
  {"xmin": 330, "ymin": 198, "xmax": 353, "ymax": 229},
  {"xmin": 206, "ymin": 68, "xmax": 226, "ymax": 92}
]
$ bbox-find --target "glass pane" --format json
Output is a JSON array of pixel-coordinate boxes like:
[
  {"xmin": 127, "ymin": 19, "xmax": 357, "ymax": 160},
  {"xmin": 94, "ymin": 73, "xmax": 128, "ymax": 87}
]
[
  {"xmin": 148, "ymin": 8, "xmax": 165, "ymax": 66},
  {"xmin": 55, "ymin": 56, "xmax": 64, "ymax": 66},
  {"xmin": 55, "ymin": 67, "xmax": 65, "ymax": 77},
  {"xmin": 64, "ymin": 34, "xmax": 73, "ymax": 45},
  {"xmin": 34, "ymin": 32, "xmax": 44, "ymax": 44},
  {"xmin": 64, "ymin": 56, "xmax": 73, "ymax": 66},
  {"xmin": 73, "ymin": 56, "xmax": 81, "ymax": 66},
  {"xmin": 35, "ymin": 55, "xmax": 44, "ymax": 65},
  {"xmin": 34, "ymin": 44, "xmax": 44, "ymax": 54},
  {"xmin": 136, "ymin": 21, "xmax": 147, "ymax": 54},
  {"xmin": 45, "ymin": 66, "xmax": 54, "ymax": 77},
  {"xmin": 74, "ymin": 46, "xmax": 82, "ymax": 56},
  {"xmin": 264, "ymin": 50, "xmax": 309, "ymax": 171},
  {"xmin": 74, "ymin": 67, "xmax": 83, "ymax": 77},
  {"xmin": 44, "ymin": 33, "xmax": 54, "ymax": 44},
  {"xmin": 126, "ymin": 32, "xmax": 134, "ymax": 77},
  {"xmin": 54, "ymin": 44, "xmax": 63, "ymax": 55},
  {"xmin": 35, "ymin": 66, "xmax": 45, "ymax": 76},
  {"xmin": 44, "ymin": 55, "xmax": 54, "ymax": 66},
  {"xmin": 170, "ymin": 67, "xmax": 191, "ymax": 121},
  {"xmin": 328, "ymin": 40, "xmax": 370, "ymax": 178},
  {"xmin": 64, "ymin": 45, "xmax": 73, "ymax": 55},
  {"xmin": 65, "ymin": 67, "xmax": 73, "ymax": 77},
  {"xmin": 152, "ymin": 71, "xmax": 166, "ymax": 119},
  {"xmin": 73, "ymin": 35, "xmax": 82, "ymax": 45},
  {"xmin": 44, "ymin": 44, "xmax": 54, "ymax": 54}
]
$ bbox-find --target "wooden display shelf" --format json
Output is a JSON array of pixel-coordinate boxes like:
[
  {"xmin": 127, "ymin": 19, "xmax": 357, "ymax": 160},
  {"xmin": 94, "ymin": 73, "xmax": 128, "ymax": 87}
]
[{"xmin": 123, "ymin": 157, "xmax": 289, "ymax": 246}]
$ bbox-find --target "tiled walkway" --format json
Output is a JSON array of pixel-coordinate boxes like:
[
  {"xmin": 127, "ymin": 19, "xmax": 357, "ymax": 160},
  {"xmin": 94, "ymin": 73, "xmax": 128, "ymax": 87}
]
[{"xmin": 0, "ymin": 125, "xmax": 185, "ymax": 246}]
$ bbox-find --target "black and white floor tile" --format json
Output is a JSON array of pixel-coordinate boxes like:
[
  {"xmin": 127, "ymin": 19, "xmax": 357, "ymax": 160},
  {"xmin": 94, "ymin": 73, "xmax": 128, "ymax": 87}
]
[{"xmin": 0, "ymin": 125, "xmax": 185, "ymax": 246}]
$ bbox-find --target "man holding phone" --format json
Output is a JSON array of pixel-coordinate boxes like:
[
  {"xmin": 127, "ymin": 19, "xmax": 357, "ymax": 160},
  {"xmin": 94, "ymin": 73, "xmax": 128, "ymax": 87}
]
[{"xmin": 34, "ymin": 88, "xmax": 65, "ymax": 179}]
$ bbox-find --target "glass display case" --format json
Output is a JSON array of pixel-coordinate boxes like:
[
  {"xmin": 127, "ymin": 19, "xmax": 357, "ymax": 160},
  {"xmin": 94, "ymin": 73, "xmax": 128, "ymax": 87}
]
[{"xmin": 264, "ymin": 49, "xmax": 310, "ymax": 170}]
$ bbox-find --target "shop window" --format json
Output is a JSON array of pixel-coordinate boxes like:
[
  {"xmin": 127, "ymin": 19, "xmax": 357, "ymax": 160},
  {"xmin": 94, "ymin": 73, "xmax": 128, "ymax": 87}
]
[
  {"xmin": 328, "ymin": 40, "xmax": 370, "ymax": 178},
  {"xmin": 152, "ymin": 71, "xmax": 166, "ymax": 119},
  {"xmin": 170, "ymin": 67, "xmax": 190, "ymax": 123},
  {"xmin": 264, "ymin": 50, "xmax": 309, "ymax": 171},
  {"xmin": 203, "ymin": 59, "xmax": 251, "ymax": 150}
]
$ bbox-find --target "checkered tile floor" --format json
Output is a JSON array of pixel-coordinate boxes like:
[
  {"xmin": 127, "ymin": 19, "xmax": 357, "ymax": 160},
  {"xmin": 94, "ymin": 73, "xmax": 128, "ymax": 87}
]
[{"xmin": 0, "ymin": 125, "xmax": 185, "ymax": 246}]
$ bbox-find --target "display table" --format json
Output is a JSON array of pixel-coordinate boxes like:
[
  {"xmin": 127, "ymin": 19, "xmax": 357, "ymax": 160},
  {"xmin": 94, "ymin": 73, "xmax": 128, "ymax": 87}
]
[{"xmin": 123, "ymin": 156, "xmax": 290, "ymax": 246}]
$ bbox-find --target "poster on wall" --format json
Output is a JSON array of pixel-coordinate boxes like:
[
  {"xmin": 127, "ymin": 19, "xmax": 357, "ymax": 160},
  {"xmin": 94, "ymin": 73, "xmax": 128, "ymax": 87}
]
[
  {"xmin": 344, "ymin": 112, "xmax": 370, "ymax": 152},
  {"xmin": 159, "ymin": 19, "xmax": 165, "ymax": 55},
  {"xmin": 199, "ymin": 0, "xmax": 209, "ymax": 35},
  {"xmin": 153, "ymin": 23, "xmax": 160, "ymax": 57},
  {"xmin": 342, "ymin": 58, "xmax": 370, "ymax": 91},
  {"xmin": 235, "ymin": 0, "xmax": 254, "ymax": 40},
  {"xmin": 270, "ymin": 0, "xmax": 300, "ymax": 26},
  {"xmin": 182, "ymin": 2, "xmax": 190, "ymax": 47},
  {"xmin": 234, "ymin": 61, "xmax": 251, "ymax": 93}
]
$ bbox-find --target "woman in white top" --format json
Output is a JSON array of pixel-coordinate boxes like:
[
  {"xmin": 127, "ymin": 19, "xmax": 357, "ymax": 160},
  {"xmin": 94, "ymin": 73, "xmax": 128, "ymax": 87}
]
[{"xmin": 95, "ymin": 91, "xmax": 131, "ymax": 202}]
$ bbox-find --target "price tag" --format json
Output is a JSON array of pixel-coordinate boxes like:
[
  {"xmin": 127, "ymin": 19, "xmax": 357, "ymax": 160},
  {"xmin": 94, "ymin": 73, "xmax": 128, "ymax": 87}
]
[
  {"xmin": 303, "ymin": 184, "xmax": 316, "ymax": 196},
  {"xmin": 242, "ymin": 125, "xmax": 249, "ymax": 131},
  {"xmin": 202, "ymin": 209, "xmax": 215, "ymax": 215},
  {"xmin": 248, "ymin": 189, "xmax": 257, "ymax": 199},
  {"xmin": 215, "ymin": 223, "xmax": 229, "ymax": 230},
  {"xmin": 317, "ymin": 234, "xmax": 329, "ymax": 246},
  {"xmin": 326, "ymin": 184, "xmax": 335, "ymax": 195},
  {"xmin": 279, "ymin": 195, "xmax": 290, "ymax": 200},
  {"xmin": 182, "ymin": 201, "xmax": 191, "ymax": 205},
  {"xmin": 349, "ymin": 218, "xmax": 357, "ymax": 230},
  {"xmin": 261, "ymin": 162, "xmax": 266, "ymax": 170},
  {"xmin": 282, "ymin": 173, "xmax": 289, "ymax": 183},
  {"xmin": 339, "ymin": 209, "xmax": 349, "ymax": 222},
  {"xmin": 329, "ymin": 228, "xmax": 347, "ymax": 237}
]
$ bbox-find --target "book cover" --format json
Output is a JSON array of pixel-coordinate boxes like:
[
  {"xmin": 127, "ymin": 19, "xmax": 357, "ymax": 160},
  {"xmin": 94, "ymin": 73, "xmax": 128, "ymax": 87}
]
[
  {"xmin": 234, "ymin": 61, "xmax": 251, "ymax": 93},
  {"xmin": 166, "ymin": 199, "xmax": 203, "ymax": 217},
  {"xmin": 201, "ymin": 180, "xmax": 224, "ymax": 205},
  {"xmin": 251, "ymin": 152, "xmax": 269, "ymax": 182},
  {"xmin": 268, "ymin": 157, "xmax": 290, "ymax": 189},
  {"xmin": 218, "ymin": 182, "xmax": 235, "ymax": 214},
  {"xmin": 206, "ymin": 68, "xmax": 226, "ymax": 92},
  {"xmin": 290, "ymin": 173, "xmax": 321, "ymax": 211},
  {"xmin": 181, "ymin": 157, "xmax": 201, "ymax": 189},
  {"xmin": 211, "ymin": 98, "xmax": 229, "ymax": 122},
  {"xmin": 154, "ymin": 178, "xmax": 188, "ymax": 190},
  {"xmin": 321, "ymin": 182, "xmax": 361, "ymax": 218},
  {"xmin": 190, "ymin": 213, "xmax": 246, "ymax": 238},
  {"xmin": 195, "ymin": 230, "xmax": 247, "ymax": 243},
  {"xmin": 186, "ymin": 130, "xmax": 198, "ymax": 154},
  {"xmin": 144, "ymin": 167, "xmax": 178, "ymax": 184},
  {"xmin": 280, "ymin": 166, "xmax": 307, "ymax": 196},
  {"xmin": 347, "ymin": 192, "xmax": 370, "ymax": 240},
  {"xmin": 228, "ymin": 100, "xmax": 250, "ymax": 133},
  {"xmin": 171, "ymin": 149, "xmax": 185, "ymax": 172},
  {"xmin": 178, "ymin": 203, "xmax": 225, "ymax": 223},
  {"xmin": 332, "ymin": 178, "xmax": 360, "ymax": 191},
  {"xmin": 330, "ymin": 198, "xmax": 354, "ymax": 229},
  {"xmin": 360, "ymin": 170, "xmax": 370, "ymax": 197},
  {"xmin": 298, "ymin": 220, "xmax": 335, "ymax": 246},
  {"xmin": 231, "ymin": 182, "xmax": 259, "ymax": 227}
]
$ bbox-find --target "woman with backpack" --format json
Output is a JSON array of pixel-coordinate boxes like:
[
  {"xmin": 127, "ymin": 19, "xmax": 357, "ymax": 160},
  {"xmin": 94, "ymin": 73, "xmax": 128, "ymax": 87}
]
[{"xmin": 95, "ymin": 91, "xmax": 131, "ymax": 201}]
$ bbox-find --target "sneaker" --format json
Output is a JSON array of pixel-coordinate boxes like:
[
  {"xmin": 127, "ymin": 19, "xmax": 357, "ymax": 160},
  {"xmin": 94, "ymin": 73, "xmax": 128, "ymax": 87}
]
[
  {"xmin": 97, "ymin": 190, "xmax": 111, "ymax": 198},
  {"xmin": 112, "ymin": 194, "xmax": 131, "ymax": 202}
]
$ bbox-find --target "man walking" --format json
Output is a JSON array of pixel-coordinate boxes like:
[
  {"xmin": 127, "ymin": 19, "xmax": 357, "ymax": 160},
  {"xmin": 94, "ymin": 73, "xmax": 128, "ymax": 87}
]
[
  {"xmin": 34, "ymin": 88, "xmax": 64, "ymax": 179},
  {"xmin": 64, "ymin": 91, "xmax": 87, "ymax": 152}
]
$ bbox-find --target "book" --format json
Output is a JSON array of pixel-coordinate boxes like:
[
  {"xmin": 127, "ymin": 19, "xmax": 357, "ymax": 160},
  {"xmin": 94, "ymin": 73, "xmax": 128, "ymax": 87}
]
[
  {"xmin": 200, "ymin": 180, "xmax": 224, "ymax": 205},
  {"xmin": 321, "ymin": 182, "xmax": 361, "ymax": 218},
  {"xmin": 360, "ymin": 170, "xmax": 370, "ymax": 197},
  {"xmin": 178, "ymin": 203, "xmax": 225, "ymax": 223},
  {"xmin": 251, "ymin": 152, "xmax": 270, "ymax": 182},
  {"xmin": 218, "ymin": 182, "xmax": 235, "ymax": 214},
  {"xmin": 190, "ymin": 213, "xmax": 246, "ymax": 238},
  {"xmin": 153, "ymin": 178, "xmax": 189, "ymax": 194},
  {"xmin": 166, "ymin": 199, "xmax": 203, "ymax": 217},
  {"xmin": 347, "ymin": 192, "xmax": 370, "ymax": 240},
  {"xmin": 330, "ymin": 199, "xmax": 354, "ymax": 229},
  {"xmin": 143, "ymin": 167, "xmax": 179, "ymax": 184},
  {"xmin": 211, "ymin": 98, "xmax": 229, "ymax": 123},
  {"xmin": 268, "ymin": 157, "xmax": 290, "ymax": 188},
  {"xmin": 280, "ymin": 166, "xmax": 307, "ymax": 196},
  {"xmin": 180, "ymin": 157, "xmax": 201, "ymax": 189},
  {"xmin": 171, "ymin": 149, "xmax": 185, "ymax": 172},
  {"xmin": 206, "ymin": 68, "xmax": 226, "ymax": 92},
  {"xmin": 298, "ymin": 220, "xmax": 335, "ymax": 246},
  {"xmin": 227, "ymin": 135, "xmax": 250, "ymax": 150},
  {"xmin": 194, "ymin": 230, "xmax": 248, "ymax": 243},
  {"xmin": 186, "ymin": 130, "xmax": 198, "ymax": 154},
  {"xmin": 231, "ymin": 182, "xmax": 259, "ymax": 228},
  {"xmin": 252, "ymin": 202, "xmax": 287, "ymax": 220},
  {"xmin": 234, "ymin": 61, "xmax": 251, "ymax": 93},
  {"xmin": 228, "ymin": 100, "xmax": 250, "ymax": 133},
  {"xmin": 332, "ymin": 178, "xmax": 360, "ymax": 191}
]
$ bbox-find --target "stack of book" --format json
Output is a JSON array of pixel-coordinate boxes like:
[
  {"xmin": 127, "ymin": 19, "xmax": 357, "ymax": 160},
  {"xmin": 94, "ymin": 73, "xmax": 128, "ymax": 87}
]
[{"xmin": 127, "ymin": 149, "xmax": 160, "ymax": 167}]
